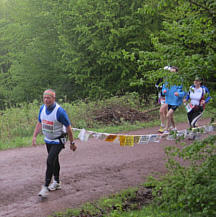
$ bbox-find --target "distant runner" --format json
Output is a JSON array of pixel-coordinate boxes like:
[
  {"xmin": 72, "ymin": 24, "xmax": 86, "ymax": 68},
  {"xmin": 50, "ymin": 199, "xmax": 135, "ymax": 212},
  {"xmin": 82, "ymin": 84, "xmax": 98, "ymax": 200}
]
[
  {"xmin": 183, "ymin": 75, "xmax": 211, "ymax": 128},
  {"xmin": 155, "ymin": 66, "xmax": 172, "ymax": 133},
  {"xmin": 162, "ymin": 66, "xmax": 185, "ymax": 134}
]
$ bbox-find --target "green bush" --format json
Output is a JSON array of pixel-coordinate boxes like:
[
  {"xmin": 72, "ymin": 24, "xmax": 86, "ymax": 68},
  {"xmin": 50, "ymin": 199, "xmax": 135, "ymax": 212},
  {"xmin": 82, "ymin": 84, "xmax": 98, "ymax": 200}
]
[
  {"xmin": 147, "ymin": 135, "xmax": 216, "ymax": 217},
  {"xmin": 0, "ymin": 101, "xmax": 39, "ymax": 141}
]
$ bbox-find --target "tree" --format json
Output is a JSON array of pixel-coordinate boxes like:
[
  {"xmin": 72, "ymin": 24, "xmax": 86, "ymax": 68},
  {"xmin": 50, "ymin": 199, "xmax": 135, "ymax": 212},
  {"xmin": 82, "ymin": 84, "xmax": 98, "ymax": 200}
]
[
  {"xmin": 55, "ymin": 0, "xmax": 162, "ymax": 99},
  {"xmin": 137, "ymin": 0, "xmax": 216, "ymax": 91}
]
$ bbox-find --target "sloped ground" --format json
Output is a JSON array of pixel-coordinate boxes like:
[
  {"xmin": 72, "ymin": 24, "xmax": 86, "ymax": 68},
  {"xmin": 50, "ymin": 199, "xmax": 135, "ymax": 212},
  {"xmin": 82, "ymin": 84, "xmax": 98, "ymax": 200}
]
[
  {"xmin": 0, "ymin": 118, "xmax": 214, "ymax": 217},
  {"xmin": 93, "ymin": 105, "xmax": 159, "ymax": 124}
]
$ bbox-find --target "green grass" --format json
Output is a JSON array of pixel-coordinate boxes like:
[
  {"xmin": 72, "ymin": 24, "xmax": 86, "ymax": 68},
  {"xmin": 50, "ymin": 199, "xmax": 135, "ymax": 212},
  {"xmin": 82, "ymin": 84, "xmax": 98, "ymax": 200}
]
[
  {"xmin": 104, "ymin": 206, "xmax": 197, "ymax": 217},
  {"xmin": 0, "ymin": 135, "xmax": 44, "ymax": 150},
  {"xmin": 106, "ymin": 206, "xmax": 200, "ymax": 217},
  {"xmin": 48, "ymin": 185, "xmax": 203, "ymax": 217}
]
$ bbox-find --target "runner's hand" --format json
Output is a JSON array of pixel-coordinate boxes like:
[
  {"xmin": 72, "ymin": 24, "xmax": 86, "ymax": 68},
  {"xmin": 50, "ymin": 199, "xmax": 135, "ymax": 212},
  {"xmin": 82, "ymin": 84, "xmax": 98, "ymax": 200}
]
[
  {"xmin": 200, "ymin": 100, "xmax": 205, "ymax": 106},
  {"xmin": 70, "ymin": 143, "xmax": 77, "ymax": 152}
]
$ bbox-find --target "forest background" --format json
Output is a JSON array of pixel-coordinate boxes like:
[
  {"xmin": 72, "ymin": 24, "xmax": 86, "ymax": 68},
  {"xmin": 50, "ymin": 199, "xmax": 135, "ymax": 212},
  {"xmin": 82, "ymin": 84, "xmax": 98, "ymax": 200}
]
[
  {"xmin": 0, "ymin": 0, "xmax": 215, "ymax": 109},
  {"xmin": 0, "ymin": 0, "xmax": 216, "ymax": 148},
  {"xmin": 0, "ymin": 1, "xmax": 216, "ymax": 216}
]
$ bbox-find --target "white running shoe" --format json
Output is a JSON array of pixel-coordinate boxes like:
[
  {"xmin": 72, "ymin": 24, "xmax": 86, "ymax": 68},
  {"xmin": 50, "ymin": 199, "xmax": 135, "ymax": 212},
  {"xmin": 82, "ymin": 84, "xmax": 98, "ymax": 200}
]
[
  {"xmin": 170, "ymin": 126, "xmax": 177, "ymax": 131},
  {"xmin": 162, "ymin": 130, "xmax": 169, "ymax": 135},
  {"xmin": 170, "ymin": 127, "xmax": 178, "ymax": 132},
  {"xmin": 48, "ymin": 180, "xmax": 61, "ymax": 191},
  {"xmin": 38, "ymin": 185, "xmax": 49, "ymax": 197}
]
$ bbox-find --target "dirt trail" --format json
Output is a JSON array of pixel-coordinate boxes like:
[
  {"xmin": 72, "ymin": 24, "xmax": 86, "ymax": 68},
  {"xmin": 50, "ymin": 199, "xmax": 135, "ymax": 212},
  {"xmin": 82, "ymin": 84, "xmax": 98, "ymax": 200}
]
[{"xmin": 0, "ymin": 119, "xmax": 214, "ymax": 217}]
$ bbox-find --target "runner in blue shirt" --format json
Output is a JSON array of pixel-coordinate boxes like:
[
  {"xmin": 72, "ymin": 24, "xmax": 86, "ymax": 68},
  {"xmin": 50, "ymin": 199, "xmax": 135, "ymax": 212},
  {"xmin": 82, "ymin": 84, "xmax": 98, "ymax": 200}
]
[
  {"xmin": 162, "ymin": 66, "xmax": 186, "ymax": 133},
  {"xmin": 32, "ymin": 89, "xmax": 77, "ymax": 198}
]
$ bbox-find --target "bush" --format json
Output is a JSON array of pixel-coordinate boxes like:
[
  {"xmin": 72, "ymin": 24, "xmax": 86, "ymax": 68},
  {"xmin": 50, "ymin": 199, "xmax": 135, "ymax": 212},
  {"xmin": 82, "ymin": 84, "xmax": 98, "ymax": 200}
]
[
  {"xmin": 147, "ymin": 135, "xmax": 216, "ymax": 217},
  {"xmin": 63, "ymin": 92, "xmax": 146, "ymax": 128}
]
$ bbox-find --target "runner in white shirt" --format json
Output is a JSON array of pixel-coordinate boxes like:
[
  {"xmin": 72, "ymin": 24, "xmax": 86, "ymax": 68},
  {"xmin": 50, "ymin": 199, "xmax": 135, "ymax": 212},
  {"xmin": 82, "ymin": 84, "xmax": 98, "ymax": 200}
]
[{"xmin": 184, "ymin": 76, "xmax": 211, "ymax": 128}]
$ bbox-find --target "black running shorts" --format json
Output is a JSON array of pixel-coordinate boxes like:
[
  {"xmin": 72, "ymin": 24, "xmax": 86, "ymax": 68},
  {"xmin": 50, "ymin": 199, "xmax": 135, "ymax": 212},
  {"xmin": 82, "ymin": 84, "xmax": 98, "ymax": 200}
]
[{"xmin": 168, "ymin": 105, "xmax": 178, "ymax": 111}]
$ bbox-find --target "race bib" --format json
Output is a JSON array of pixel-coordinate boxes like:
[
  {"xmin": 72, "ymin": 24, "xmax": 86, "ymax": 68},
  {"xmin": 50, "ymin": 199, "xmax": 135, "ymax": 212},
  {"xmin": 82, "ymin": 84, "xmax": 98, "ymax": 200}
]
[
  {"xmin": 42, "ymin": 120, "xmax": 54, "ymax": 133},
  {"xmin": 184, "ymin": 103, "xmax": 193, "ymax": 113}
]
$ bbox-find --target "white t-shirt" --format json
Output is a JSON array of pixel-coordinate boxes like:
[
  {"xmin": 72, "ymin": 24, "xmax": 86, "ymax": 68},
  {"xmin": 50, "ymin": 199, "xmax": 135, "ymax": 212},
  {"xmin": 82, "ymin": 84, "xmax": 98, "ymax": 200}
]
[{"xmin": 189, "ymin": 87, "xmax": 203, "ymax": 106}]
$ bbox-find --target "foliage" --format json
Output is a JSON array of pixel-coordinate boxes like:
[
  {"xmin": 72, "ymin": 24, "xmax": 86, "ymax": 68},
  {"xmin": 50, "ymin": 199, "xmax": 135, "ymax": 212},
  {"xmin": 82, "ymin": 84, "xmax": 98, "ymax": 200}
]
[
  {"xmin": 0, "ymin": 100, "xmax": 41, "ymax": 149},
  {"xmin": 137, "ymin": 0, "xmax": 216, "ymax": 94},
  {"xmin": 0, "ymin": 0, "xmax": 215, "ymax": 107},
  {"xmin": 49, "ymin": 187, "xmax": 151, "ymax": 217},
  {"xmin": 146, "ymin": 135, "xmax": 216, "ymax": 217},
  {"xmin": 54, "ymin": 0, "xmax": 162, "ymax": 100},
  {"xmin": 63, "ymin": 92, "xmax": 144, "ymax": 128},
  {"xmin": 0, "ymin": 0, "xmax": 162, "ymax": 106},
  {"xmin": 0, "ymin": 0, "xmax": 74, "ymax": 106}
]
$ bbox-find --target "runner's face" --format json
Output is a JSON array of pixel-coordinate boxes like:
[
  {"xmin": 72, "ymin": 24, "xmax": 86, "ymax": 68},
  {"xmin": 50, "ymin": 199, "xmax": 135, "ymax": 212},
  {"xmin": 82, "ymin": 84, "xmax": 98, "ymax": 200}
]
[
  {"xmin": 170, "ymin": 68, "xmax": 177, "ymax": 72},
  {"xmin": 43, "ymin": 95, "xmax": 55, "ymax": 107},
  {"xmin": 194, "ymin": 80, "xmax": 201, "ymax": 87}
]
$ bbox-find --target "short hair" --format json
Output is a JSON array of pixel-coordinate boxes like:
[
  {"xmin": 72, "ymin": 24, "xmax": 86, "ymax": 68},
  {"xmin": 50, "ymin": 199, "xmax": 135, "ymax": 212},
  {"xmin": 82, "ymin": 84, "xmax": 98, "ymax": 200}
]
[
  {"xmin": 194, "ymin": 75, "xmax": 202, "ymax": 81},
  {"xmin": 171, "ymin": 66, "xmax": 178, "ymax": 72}
]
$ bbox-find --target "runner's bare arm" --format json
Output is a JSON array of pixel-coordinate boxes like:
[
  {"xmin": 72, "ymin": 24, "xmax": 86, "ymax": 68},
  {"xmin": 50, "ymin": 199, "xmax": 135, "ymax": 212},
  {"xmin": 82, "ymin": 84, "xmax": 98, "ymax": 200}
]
[
  {"xmin": 32, "ymin": 122, "xmax": 42, "ymax": 146},
  {"xmin": 66, "ymin": 125, "xmax": 77, "ymax": 151}
]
